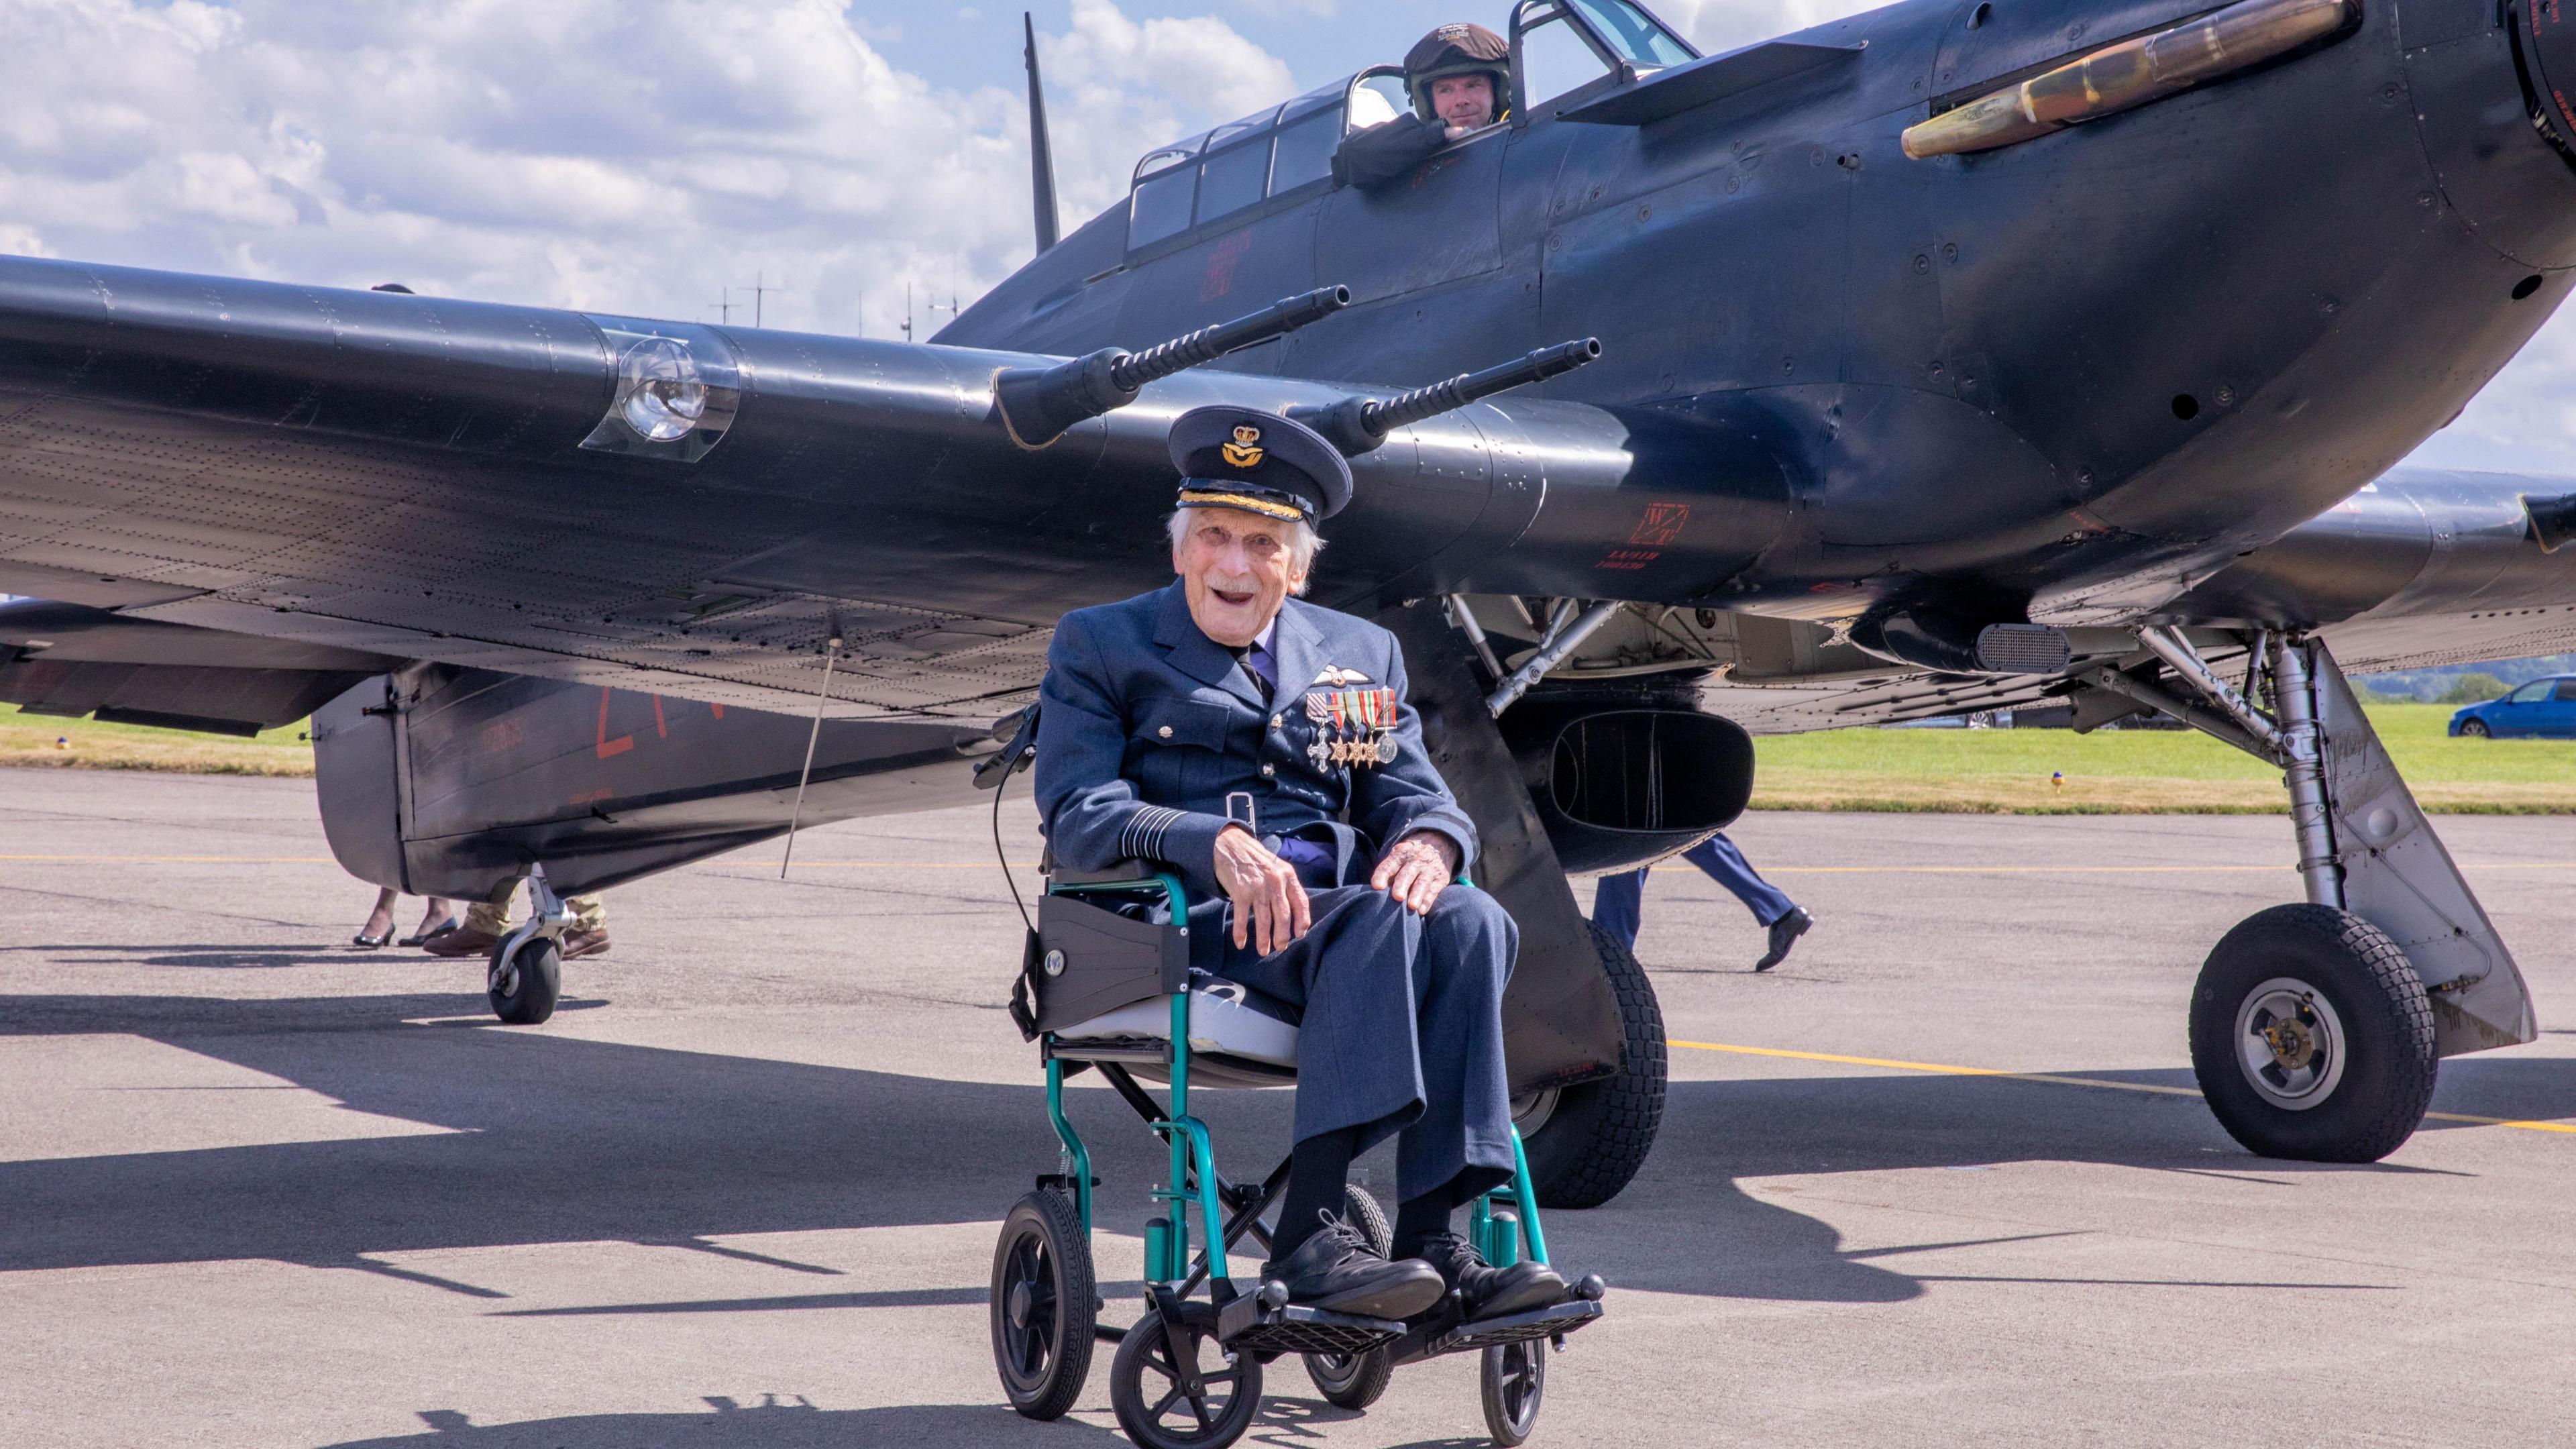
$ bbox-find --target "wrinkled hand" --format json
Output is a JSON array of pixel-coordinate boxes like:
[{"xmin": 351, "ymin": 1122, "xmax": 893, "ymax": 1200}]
[
  {"xmin": 1214, "ymin": 824, "xmax": 1310, "ymax": 956},
  {"xmin": 1370, "ymin": 830, "xmax": 1458, "ymax": 916}
]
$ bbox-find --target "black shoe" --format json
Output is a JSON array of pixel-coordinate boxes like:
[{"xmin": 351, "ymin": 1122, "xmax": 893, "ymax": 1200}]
[
  {"xmin": 1754, "ymin": 906, "xmax": 1813, "ymax": 972},
  {"xmin": 1262, "ymin": 1214, "xmax": 1445, "ymax": 1321},
  {"xmin": 1413, "ymin": 1230, "xmax": 1566, "ymax": 1321}
]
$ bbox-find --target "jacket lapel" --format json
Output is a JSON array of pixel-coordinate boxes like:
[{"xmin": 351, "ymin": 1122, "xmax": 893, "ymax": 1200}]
[
  {"xmin": 1271, "ymin": 601, "xmax": 1327, "ymax": 714},
  {"xmin": 1152, "ymin": 581, "xmax": 1266, "ymax": 708}
]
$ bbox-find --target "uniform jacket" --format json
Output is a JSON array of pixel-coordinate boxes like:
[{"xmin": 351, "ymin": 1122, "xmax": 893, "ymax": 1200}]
[{"xmin": 1034, "ymin": 582, "xmax": 1477, "ymax": 902}]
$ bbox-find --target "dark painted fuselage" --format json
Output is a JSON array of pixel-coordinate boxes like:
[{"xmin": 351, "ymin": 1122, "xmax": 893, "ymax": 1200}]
[{"xmin": 945, "ymin": 0, "xmax": 2576, "ymax": 623}]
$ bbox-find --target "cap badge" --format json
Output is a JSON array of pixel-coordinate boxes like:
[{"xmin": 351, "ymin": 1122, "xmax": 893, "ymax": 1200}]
[{"xmin": 1221, "ymin": 425, "xmax": 1265, "ymax": 468}]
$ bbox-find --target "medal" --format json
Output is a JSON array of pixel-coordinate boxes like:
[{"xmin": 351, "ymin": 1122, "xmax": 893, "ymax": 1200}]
[{"xmin": 1375, "ymin": 734, "xmax": 1399, "ymax": 765}]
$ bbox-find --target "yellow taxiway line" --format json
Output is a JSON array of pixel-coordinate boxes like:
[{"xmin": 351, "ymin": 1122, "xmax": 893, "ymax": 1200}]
[{"xmin": 1669, "ymin": 1038, "xmax": 2576, "ymax": 1134}]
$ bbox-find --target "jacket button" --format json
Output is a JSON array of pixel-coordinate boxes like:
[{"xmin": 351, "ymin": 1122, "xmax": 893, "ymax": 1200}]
[
  {"xmin": 1260, "ymin": 764, "xmax": 1275, "ymax": 777},
  {"xmin": 1271, "ymin": 714, "xmax": 1283, "ymax": 729},
  {"xmin": 1157, "ymin": 725, "xmax": 1172, "ymax": 739}
]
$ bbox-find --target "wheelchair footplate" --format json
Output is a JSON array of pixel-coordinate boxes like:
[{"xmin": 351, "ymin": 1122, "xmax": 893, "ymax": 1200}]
[
  {"xmin": 1216, "ymin": 1283, "xmax": 1405, "ymax": 1359},
  {"xmin": 1385, "ymin": 1279, "xmax": 1607, "ymax": 1368}
]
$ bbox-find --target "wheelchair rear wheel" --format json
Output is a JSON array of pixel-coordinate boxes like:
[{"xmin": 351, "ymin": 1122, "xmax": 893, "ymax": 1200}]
[
  {"xmin": 990, "ymin": 1189, "xmax": 1096, "ymax": 1420},
  {"xmin": 1303, "ymin": 1184, "xmax": 1395, "ymax": 1409},
  {"xmin": 1479, "ymin": 1336, "xmax": 1546, "ymax": 1446},
  {"xmin": 1111, "ymin": 1309, "xmax": 1263, "ymax": 1449}
]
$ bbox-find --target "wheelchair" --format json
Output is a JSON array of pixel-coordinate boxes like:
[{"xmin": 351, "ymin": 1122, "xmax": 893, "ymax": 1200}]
[{"xmin": 991, "ymin": 858, "xmax": 1605, "ymax": 1448}]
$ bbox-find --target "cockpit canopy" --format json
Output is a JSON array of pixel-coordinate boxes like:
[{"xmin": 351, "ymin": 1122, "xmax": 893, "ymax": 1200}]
[{"xmin": 1121, "ymin": 1, "xmax": 1695, "ymax": 255}]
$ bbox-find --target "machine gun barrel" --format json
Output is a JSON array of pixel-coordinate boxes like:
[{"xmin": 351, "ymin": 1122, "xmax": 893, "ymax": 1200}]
[
  {"xmin": 1292, "ymin": 337, "xmax": 1601, "ymax": 456},
  {"xmin": 994, "ymin": 286, "xmax": 1350, "ymax": 448},
  {"xmin": 1361, "ymin": 338, "xmax": 1601, "ymax": 437},
  {"xmin": 1109, "ymin": 286, "xmax": 1350, "ymax": 392}
]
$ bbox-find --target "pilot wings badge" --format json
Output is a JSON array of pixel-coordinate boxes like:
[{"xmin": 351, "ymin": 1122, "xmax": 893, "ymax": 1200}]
[{"xmin": 1220, "ymin": 424, "xmax": 1265, "ymax": 468}]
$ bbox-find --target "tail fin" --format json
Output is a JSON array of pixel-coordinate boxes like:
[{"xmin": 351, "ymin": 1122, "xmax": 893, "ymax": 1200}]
[{"xmin": 1024, "ymin": 13, "xmax": 1061, "ymax": 254}]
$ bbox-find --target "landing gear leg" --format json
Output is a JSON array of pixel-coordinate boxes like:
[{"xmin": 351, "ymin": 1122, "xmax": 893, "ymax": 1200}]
[{"xmin": 2081, "ymin": 629, "xmax": 2536, "ymax": 1161}]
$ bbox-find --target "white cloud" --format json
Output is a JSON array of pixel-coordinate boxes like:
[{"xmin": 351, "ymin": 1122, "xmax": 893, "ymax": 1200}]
[{"xmin": 0, "ymin": 0, "xmax": 1281, "ymax": 339}]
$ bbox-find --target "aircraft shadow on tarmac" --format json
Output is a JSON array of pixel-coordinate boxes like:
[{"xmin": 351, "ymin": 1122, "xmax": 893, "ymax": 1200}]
[
  {"xmin": 322, "ymin": 1396, "xmax": 1130, "ymax": 1448},
  {"xmin": 319, "ymin": 1393, "xmax": 1474, "ymax": 1448},
  {"xmin": 3, "ymin": 987, "xmax": 2568, "ymax": 1313}
]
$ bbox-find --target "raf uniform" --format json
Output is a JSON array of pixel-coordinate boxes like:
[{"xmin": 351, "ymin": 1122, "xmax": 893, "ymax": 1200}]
[{"xmin": 1032, "ymin": 409, "xmax": 1524, "ymax": 1216}]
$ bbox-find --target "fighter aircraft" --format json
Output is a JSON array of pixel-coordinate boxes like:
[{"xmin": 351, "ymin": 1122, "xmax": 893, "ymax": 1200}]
[{"xmin": 4, "ymin": 0, "xmax": 2573, "ymax": 1201}]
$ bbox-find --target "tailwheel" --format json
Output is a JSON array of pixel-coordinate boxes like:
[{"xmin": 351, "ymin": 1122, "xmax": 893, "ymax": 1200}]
[
  {"xmin": 1110, "ymin": 1308, "xmax": 1263, "ymax": 1449},
  {"xmin": 1519, "ymin": 922, "xmax": 1667, "ymax": 1209},
  {"xmin": 990, "ymin": 1189, "xmax": 1096, "ymax": 1419},
  {"xmin": 2189, "ymin": 904, "xmax": 2437, "ymax": 1163},
  {"xmin": 1479, "ymin": 1335, "xmax": 1546, "ymax": 1446},
  {"xmin": 486, "ymin": 936, "xmax": 560, "ymax": 1025},
  {"xmin": 1303, "ymin": 1184, "xmax": 1394, "ymax": 1409}
]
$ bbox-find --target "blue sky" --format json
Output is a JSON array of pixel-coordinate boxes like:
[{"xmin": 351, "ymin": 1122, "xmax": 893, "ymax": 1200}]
[{"xmin": 0, "ymin": 0, "xmax": 2563, "ymax": 475}]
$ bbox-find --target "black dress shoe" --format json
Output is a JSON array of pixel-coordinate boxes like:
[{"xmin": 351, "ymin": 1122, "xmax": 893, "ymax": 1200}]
[
  {"xmin": 1754, "ymin": 906, "xmax": 1813, "ymax": 972},
  {"xmin": 1411, "ymin": 1230, "xmax": 1566, "ymax": 1321},
  {"xmin": 1261, "ymin": 1214, "xmax": 1445, "ymax": 1320}
]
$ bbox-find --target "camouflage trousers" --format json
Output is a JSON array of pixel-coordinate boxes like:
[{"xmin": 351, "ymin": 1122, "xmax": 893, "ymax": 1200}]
[{"xmin": 463, "ymin": 877, "xmax": 606, "ymax": 936}]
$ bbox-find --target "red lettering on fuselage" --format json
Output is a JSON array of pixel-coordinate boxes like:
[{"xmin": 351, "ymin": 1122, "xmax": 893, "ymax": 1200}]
[{"xmin": 596, "ymin": 688, "xmax": 633, "ymax": 759}]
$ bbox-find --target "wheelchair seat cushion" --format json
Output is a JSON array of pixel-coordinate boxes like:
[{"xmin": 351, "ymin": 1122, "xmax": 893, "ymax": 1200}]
[{"xmin": 1051, "ymin": 971, "xmax": 1299, "ymax": 1073}]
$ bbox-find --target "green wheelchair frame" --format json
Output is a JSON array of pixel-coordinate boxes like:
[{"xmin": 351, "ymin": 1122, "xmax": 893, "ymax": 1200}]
[{"xmin": 991, "ymin": 867, "xmax": 1601, "ymax": 1449}]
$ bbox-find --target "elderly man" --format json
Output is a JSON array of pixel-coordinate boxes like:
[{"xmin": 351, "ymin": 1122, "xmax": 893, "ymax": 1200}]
[
  {"xmin": 1335, "ymin": 22, "xmax": 1511, "ymax": 190},
  {"xmin": 1034, "ymin": 405, "xmax": 1566, "ymax": 1324}
]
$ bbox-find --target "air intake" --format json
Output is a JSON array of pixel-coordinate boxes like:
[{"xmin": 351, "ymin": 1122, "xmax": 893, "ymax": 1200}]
[{"xmin": 1851, "ymin": 608, "xmax": 2071, "ymax": 676}]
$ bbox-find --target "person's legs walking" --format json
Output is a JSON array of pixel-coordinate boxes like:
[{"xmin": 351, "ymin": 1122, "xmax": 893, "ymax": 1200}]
[
  {"xmin": 1589, "ymin": 868, "xmax": 1646, "ymax": 951},
  {"xmin": 1684, "ymin": 833, "xmax": 1811, "ymax": 970}
]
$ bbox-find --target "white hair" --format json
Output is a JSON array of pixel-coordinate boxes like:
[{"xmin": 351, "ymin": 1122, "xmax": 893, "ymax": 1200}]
[{"xmin": 1167, "ymin": 508, "xmax": 1324, "ymax": 595}]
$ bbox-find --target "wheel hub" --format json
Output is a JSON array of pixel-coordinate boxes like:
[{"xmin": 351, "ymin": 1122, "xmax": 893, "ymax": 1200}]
[
  {"xmin": 2234, "ymin": 976, "xmax": 2347, "ymax": 1110},
  {"xmin": 1008, "ymin": 1279, "xmax": 1034, "ymax": 1331}
]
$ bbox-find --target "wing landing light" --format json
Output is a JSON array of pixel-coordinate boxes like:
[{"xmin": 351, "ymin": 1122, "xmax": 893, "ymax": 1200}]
[{"xmin": 1900, "ymin": 0, "xmax": 2355, "ymax": 159}]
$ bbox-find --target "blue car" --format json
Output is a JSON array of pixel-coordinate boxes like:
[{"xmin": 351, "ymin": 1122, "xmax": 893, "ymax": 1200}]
[{"xmin": 2450, "ymin": 676, "xmax": 2576, "ymax": 738}]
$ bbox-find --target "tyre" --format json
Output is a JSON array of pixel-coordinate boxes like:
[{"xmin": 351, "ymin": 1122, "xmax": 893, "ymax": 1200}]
[
  {"xmin": 1519, "ymin": 921, "xmax": 1667, "ymax": 1209},
  {"xmin": 2188, "ymin": 904, "xmax": 2436, "ymax": 1163},
  {"xmin": 1303, "ymin": 1185, "xmax": 1395, "ymax": 1410},
  {"xmin": 1479, "ymin": 1336, "xmax": 1546, "ymax": 1446},
  {"xmin": 990, "ymin": 1189, "xmax": 1096, "ymax": 1420},
  {"xmin": 1110, "ymin": 1310, "xmax": 1262, "ymax": 1449},
  {"xmin": 2459, "ymin": 718, "xmax": 2490, "ymax": 738},
  {"xmin": 487, "ymin": 936, "xmax": 561, "ymax": 1025}
]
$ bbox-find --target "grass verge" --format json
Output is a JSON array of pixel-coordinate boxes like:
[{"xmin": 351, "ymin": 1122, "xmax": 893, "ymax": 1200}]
[
  {"xmin": 5, "ymin": 702, "xmax": 2565, "ymax": 812},
  {"xmin": 1750, "ymin": 704, "xmax": 2576, "ymax": 814},
  {"xmin": 0, "ymin": 704, "xmax": 315, "ymax": 776}
]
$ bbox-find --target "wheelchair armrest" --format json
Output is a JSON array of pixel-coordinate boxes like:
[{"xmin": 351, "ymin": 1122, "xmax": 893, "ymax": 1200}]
[{"xmin": 1049, "ymin": 859, "xmax": 1161, "ymax": 886}]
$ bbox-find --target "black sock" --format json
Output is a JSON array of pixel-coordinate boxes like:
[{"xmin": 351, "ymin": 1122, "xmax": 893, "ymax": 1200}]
[
  {"xmin": 1271, "ymin": 1126, "xmax": 1362, "ymax": 1263},
  {"xmin": 1392, "ymin": 1181, "xmax": 1458, "ymax": 1261}
]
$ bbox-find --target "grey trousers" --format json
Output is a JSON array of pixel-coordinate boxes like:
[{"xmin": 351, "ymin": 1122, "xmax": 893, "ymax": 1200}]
[{"xmin": 1214, "ymin": 885, "xmax": 1519, "ymax": 1204}]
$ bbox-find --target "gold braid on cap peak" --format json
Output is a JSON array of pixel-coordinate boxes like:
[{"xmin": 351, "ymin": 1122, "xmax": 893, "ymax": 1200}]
[{"xmin": 1177, "ymin": 487, "xmax": 1306, "ymax": 522}]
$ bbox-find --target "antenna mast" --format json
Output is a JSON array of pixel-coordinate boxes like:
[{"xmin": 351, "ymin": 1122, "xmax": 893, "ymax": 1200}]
[{"xmin": 1024, "ymin": 12, "xmax": 1061, "ymax": 254}]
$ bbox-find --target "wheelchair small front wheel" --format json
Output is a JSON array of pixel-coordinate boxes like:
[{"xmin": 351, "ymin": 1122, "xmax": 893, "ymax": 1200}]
[
  {"xmin": 1479, "ymin": 1337, "xmax": 1546, "ymax": 1446},
  {"xmin": 990, "ymin": 1189, "xmax": 1096, "ymax": 1420},
  {"xmin": 1110, "ymin": 1310, "xmax": 1262, "ymax": 1449}
]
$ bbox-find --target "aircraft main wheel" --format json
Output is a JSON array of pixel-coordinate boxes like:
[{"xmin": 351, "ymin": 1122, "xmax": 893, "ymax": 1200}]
[
  {"xmin": 991, "ymin": 1188, "xmax": 1096, "ymax": 1420},
  {"xmin": 2188, "ymin": 904, "xmax": 2436, "ymax": 1163},
  {"xmin": 1303, "ymin": 1184, "xmax": 1393, "ymax": 1409},
  {"xmin": 1518, "ymin": 922, "xmax": 1668, "ymax": 1210},
  {"xmin": 2459, "ymin": 718, "xmax": 2491, "ymax": 738},
  {"xmin": 487, "ymin": 936, "xmax": 560, "ymax": 1025},
  {"xmin": 1479, "ymin": 1336, "xmax": 1546, "ymax": 1446},
  {"xmin": 1110, "ymin": 1310, "xmax": 1262, "ymax": 1449}
]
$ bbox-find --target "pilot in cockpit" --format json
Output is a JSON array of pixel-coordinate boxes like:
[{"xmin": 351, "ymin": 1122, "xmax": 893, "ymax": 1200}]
[{"xmin": 1334, "ymin": 23, "xmax": 1512, "ymax": 191}]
